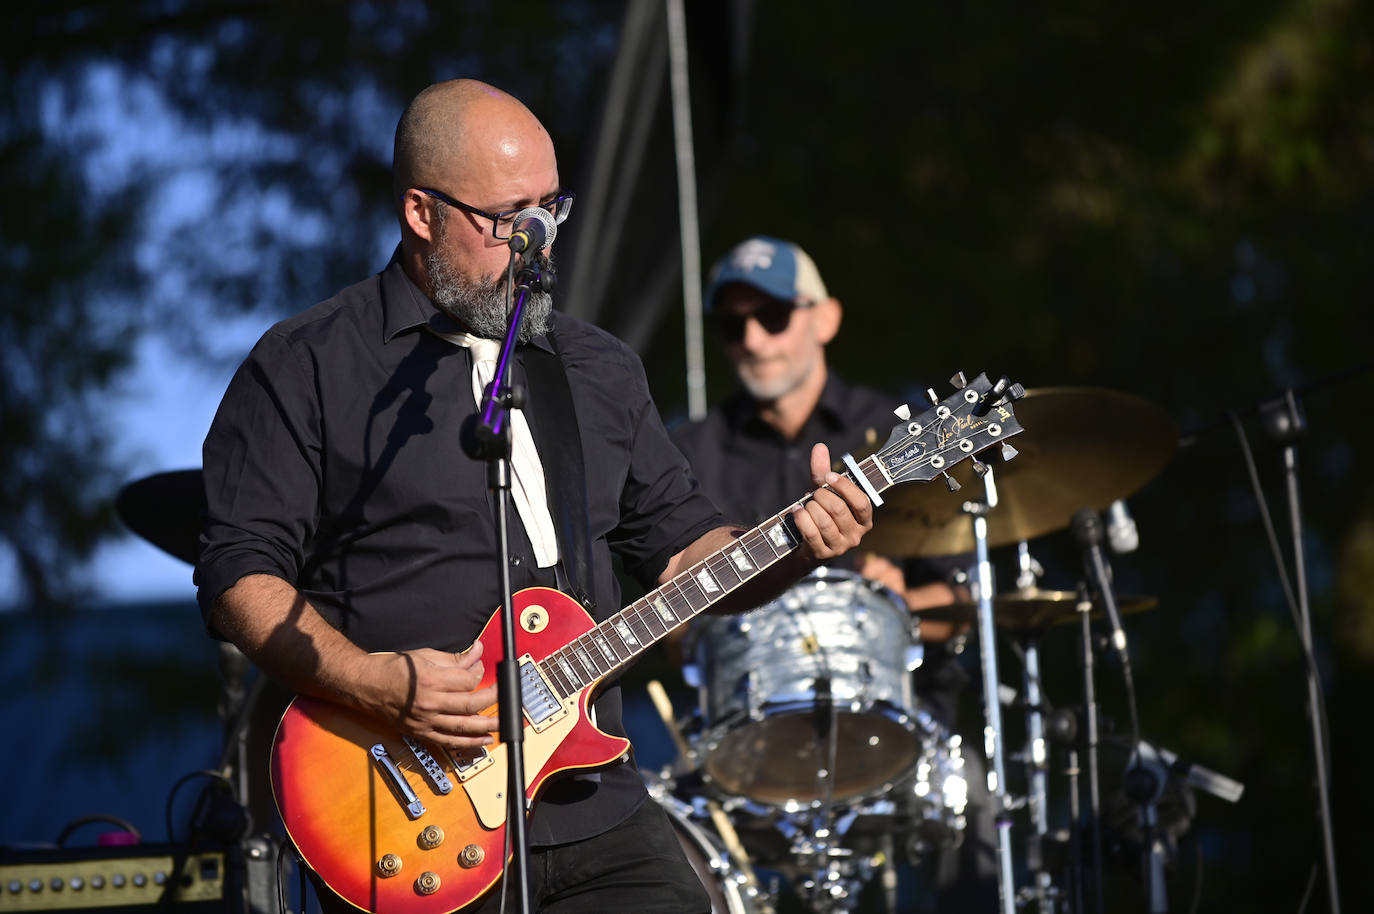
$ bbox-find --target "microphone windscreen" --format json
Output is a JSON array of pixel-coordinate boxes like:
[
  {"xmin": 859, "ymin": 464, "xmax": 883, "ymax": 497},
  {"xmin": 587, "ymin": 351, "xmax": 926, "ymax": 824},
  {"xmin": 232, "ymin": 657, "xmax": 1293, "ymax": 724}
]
[
  {"xmin": 511, "ymin": 206, "xmax": 556, "ymax": 250},
  {"xmin": 1071, "ymin": 507, "xmax": 1104, "ymax": 548}
]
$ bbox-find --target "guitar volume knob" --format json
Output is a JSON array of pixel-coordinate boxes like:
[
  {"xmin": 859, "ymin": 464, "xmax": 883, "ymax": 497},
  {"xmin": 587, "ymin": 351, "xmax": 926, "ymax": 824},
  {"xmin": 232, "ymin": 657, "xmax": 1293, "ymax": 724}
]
[
  {"xmin": 376, "ymin": 854, "xmax": 402, "ymax": 878},
  {"xmin": 458, "ymin": 844, "xmax": 485, "ymax": 869},
  {"xmin": 415, "ymin": 871, "xmax": 441, "ymax": 895},
  {"xmin": 418, "ymin": 825, "xmax": 445, "ymax": 849}
]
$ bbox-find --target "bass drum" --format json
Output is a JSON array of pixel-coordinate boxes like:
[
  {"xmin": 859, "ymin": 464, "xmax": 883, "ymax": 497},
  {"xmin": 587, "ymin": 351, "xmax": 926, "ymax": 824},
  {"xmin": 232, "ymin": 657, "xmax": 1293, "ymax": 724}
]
[{"xmin": 645, "ymin": 775, "xmax": 768, "ymax": 914}]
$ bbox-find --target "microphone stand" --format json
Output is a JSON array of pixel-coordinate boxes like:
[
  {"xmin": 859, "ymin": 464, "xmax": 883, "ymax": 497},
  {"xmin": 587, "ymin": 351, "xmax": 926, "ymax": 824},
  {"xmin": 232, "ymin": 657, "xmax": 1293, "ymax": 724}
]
[
  {"xmin": 461, "ymin": 254, "xmax": 552, "ymax": 914},
  {"xmin": 1260, "ymin": 391, "xmax": 1341, "ymax": 914}
]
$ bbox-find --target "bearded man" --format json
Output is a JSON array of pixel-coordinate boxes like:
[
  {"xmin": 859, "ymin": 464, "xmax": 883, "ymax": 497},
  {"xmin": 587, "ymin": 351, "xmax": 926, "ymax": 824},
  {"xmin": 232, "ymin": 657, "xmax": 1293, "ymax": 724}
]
[{"xmin": 196, "ymin": 81, "xmax": 874, "ymax": 913}]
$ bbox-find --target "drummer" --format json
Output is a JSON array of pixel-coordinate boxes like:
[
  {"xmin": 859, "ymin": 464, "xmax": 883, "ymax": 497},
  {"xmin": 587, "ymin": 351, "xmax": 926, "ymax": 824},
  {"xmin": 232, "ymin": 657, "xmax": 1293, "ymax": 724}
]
[{"xmin": 669, "ymin": 235, "xmax": 997, "ymax": 910}]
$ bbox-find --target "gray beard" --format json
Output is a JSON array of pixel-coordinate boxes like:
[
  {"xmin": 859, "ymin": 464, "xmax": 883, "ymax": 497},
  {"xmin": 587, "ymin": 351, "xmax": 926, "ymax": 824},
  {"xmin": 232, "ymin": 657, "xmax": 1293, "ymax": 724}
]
[{"xmin": 426, "ymin": 249, "xmax": 554, "ymax": 343}]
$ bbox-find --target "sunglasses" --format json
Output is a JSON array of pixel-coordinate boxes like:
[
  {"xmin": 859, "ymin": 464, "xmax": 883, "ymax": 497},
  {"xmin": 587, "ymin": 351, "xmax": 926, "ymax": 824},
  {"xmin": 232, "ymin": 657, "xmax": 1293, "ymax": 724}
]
[{"xmin": 712, "ymin": 299, "xmax": 811, "ymax": 342}]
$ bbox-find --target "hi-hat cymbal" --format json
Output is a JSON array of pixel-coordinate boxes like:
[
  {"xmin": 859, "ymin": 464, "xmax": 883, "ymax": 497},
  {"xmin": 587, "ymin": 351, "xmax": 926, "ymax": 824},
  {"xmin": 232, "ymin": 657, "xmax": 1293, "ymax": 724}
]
[
  {"xmin": 115, "ymin": 469, "xmax": 206, "ymax": 565},
  {"xmin": 864, "ymin": 387, "xmax": 1176, "ymax": 556},
  {"xmin": 916, "ymin": 587, "xmax": 1158, "ymax": 632}
]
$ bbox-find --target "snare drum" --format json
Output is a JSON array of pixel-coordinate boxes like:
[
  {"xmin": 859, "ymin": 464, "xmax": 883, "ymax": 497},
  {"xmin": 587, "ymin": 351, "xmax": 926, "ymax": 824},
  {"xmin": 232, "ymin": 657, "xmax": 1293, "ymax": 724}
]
[{"xmin": 690, "ymin": 568, "xmax": 922, "ymax": 807}]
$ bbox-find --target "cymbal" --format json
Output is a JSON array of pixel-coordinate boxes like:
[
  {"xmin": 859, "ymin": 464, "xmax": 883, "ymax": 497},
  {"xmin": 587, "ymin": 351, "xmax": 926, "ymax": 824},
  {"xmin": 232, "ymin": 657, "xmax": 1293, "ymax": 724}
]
[
  {"xmin": 863, "ymin": 387, "xmax": 1176, "ymax": 556},
  {"xmin": 916, "ymin": 587, "xmax": 1158, "ymax": 632},
  {"xmin": 115, "ymin": 469, "xmax": 205, "ymax": 565}
]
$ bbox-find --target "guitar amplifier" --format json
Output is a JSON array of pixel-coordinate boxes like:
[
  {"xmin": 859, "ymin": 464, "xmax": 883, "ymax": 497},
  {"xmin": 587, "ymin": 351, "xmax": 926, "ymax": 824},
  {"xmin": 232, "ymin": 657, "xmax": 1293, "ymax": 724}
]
[{"xmin": 0, "ymin": 842, "xmax": 232, "ymax": 912}]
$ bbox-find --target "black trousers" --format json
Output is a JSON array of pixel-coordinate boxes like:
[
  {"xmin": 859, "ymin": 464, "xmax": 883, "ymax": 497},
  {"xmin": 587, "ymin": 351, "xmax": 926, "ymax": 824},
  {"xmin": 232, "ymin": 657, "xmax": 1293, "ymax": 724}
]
[{"xmin": 309, "ymin": 796, "xmax": 712, "ymax": 914}]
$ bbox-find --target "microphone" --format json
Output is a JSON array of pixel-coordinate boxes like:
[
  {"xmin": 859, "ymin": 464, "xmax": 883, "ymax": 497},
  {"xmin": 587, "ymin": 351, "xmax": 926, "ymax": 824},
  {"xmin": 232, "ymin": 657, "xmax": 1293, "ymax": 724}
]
[
  {"xmin": 1106, "ymin": 499, "xmax": 1139, "ymax": 554},
  {"xmin": 1071, "ymin": 507, "xmax": 1129, "ymax": 657},
  {"xmin": 507, "ymin": 206, "xmax": 556, "ymax": 259}
]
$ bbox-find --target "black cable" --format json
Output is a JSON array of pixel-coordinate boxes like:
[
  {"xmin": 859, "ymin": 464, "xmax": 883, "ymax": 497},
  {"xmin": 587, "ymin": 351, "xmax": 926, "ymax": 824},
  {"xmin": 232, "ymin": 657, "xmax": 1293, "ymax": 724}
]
[
  {"xmin": 1188, "ymin": 831, "xmax": 1204, "ymax": 914},
  {"xmin": 163, "ymin": 769, "xmax": 235, "ymax": 844},
  {"xmin": 1297, "ymin": 862, "xmax": 1317, "ymax": 914},
  {"xmin": 54, "ymin": 814, "xmax": 142, "ymax": 848},
  {"xmin": 275, "ymin": 836, "xmax": 291, "ymax": 914}
]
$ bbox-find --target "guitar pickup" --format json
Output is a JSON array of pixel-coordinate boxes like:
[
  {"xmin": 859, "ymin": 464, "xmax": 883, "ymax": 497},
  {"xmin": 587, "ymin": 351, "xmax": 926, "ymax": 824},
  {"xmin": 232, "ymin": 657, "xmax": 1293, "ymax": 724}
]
[
  {"xmin": 370, "ymin": 744, "xmax": 425, "ymax": 820},
  {"xmin": 403, "ymin": 736, "xmax": 454, "ymax": 795}
]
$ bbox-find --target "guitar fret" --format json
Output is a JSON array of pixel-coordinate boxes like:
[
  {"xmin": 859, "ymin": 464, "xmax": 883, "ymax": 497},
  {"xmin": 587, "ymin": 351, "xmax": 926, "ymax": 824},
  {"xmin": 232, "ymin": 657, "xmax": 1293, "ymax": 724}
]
[
  {"xmin": 743, "ymin": 528, "xmax": 778, "ymax": 565},
  {"xmin": 602, "ymin": 618, "xmax": 633, "ymax": 658},
  {"xmin": 591, "ymin": 629, "xmax": 620, "ymax": 666},
  {"xmin": 613, "ymin": 615, "xmax": 642, "ymax": 652},
  {"xmin": 676, "ymin": 577, "xmax": 706, "ymax": 614},
  {"xmin": 626, "ymin": 606, "xmax": 656, "ymax": 644},
  {"xmin": 638, "ymin": 602, "xmax": 670, "ymax": 639},
  {"xmin": 694, "ymin": 565, "xmax": 722, "ymax": 596},
  {"xmin": 728, "ymin": 544, "xmax": 756, "ymax": 575},
  {"xmin": 573, "ymin": 638, "xmax": 604, "ymax": 678},
  {"xmin": 707, "ymin": 553, "xmax": 743, "ymax": 590},
  {"xmin": 649, "ymin": 594, "xmax": 678, "ymax": 626},
  {"xmin": 539, "ymin": 659, "xmax": 570, "ymax": 699},
  {"xmin": 562, "ymin": 646, "xmax": 592, "ymax": 685},
  {"xmin": 554, "ymin": 651, "xmax": 580, "ymax": 689}
]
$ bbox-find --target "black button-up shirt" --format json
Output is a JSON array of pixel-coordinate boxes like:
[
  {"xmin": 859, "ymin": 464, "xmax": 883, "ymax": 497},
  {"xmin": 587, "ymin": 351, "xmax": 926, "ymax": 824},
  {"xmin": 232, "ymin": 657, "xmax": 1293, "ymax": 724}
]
[{"xmin": 196, "ymin": 254, "xmax": 723, "ymax": 844}]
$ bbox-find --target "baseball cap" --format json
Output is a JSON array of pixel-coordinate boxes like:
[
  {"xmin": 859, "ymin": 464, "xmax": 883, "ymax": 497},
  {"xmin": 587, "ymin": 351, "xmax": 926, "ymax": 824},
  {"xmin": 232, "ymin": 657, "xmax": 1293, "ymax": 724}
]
[{"xmin": 704, "ymin": 236, "xmax": 828, "ymax": 310}]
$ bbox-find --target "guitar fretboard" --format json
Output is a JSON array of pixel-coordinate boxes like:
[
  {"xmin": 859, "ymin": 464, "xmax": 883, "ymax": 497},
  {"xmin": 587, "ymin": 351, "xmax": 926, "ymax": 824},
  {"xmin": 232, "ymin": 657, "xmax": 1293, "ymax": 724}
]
[{"xmin": 533, "ymin": 455, "xmax": 892, "ymax": 700}]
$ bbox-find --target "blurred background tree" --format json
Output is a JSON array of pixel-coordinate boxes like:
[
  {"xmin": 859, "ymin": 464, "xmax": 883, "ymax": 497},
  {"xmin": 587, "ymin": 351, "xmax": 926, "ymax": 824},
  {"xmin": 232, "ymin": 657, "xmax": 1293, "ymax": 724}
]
[{"xmin": 2, "ymin": 1, "xmax": 1370, "ymax": 910}]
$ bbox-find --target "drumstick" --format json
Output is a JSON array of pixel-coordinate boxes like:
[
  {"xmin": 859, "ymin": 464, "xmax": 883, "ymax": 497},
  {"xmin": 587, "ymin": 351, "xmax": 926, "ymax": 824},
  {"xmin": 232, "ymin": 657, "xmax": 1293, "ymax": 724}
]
[
  {"xmin": 646, "ymin": 679, "xmax": 696, "ymax": 768},
  {"xmin": 647, "ymin": 679, "xmax": 762, "ymax": 898}
]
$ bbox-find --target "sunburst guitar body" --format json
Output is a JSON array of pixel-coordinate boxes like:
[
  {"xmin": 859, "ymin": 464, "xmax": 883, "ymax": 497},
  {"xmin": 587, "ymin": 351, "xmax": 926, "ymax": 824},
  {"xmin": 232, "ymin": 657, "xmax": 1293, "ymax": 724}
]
[{"xmin": 271, "ymin": 588, "xmax": 627, "ymax": 914}]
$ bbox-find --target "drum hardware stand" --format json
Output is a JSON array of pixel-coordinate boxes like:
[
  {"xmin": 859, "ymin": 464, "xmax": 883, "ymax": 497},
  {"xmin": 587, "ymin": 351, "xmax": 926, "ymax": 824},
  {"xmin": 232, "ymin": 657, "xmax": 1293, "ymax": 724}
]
[
  {"xmin": 1012, "ymin": 542, "xmax": 1058, "ymax": 914},
  {"xmin": 962, "ymin": 465, "xmax": 1018, "ymax": 914},
  {"xmin": 1074, "ymin": 583, "xmax": 1106, "ymax": 914},
  {"xmin": 788, "ymin": 816, "xmax": 871, "ymax": 914}
]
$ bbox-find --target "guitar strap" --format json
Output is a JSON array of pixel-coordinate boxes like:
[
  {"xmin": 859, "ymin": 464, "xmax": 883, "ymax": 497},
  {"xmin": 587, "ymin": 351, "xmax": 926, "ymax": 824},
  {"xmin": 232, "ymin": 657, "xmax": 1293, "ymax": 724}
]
[{"xmin": 522, "ymin": 333, "xmax": 597, "ymax": 612}]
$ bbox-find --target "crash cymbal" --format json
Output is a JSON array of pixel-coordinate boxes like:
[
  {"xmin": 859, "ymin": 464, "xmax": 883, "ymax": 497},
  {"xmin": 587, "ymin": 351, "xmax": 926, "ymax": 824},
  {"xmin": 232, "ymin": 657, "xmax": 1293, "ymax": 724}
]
[
  {"xmin": 863, "ymin": 387, "xmax": 1175, "ymax": 556},
  {"xmin": 916, "ymin": 588, "xmax": 1158, "ymax": 632},
  {"xmin": 115, "ymin": 469, "xmax": 205, "ymax": 565}
]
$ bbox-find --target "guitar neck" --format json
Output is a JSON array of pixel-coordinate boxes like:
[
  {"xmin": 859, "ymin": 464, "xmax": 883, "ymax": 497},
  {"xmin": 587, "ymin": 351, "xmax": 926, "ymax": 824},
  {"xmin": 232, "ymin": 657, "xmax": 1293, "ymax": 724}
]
[{"xmin": 531, "ymin": 455, "xmax": 894, "ymax": 698}]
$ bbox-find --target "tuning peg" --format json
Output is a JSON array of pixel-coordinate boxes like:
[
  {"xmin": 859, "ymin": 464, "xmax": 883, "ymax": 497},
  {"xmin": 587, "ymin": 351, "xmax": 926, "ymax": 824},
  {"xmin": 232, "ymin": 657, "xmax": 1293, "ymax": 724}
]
[
  {"xmin": 926, "ymin": 387, "xmax": 940, "ymax": 406},
  {"xmin": 893, "ymin": 403, "xmax": 912, "ymax": 421},
  {"xmin": 950, "ymin": 370, "xmax": 968, "ymax": 388},
  {"xmin": 1008, "ymin": 382, "xmax": 1026, "ymax": 400},
  {"xmin": 971, "ymin": 457, "xmax": 989, "ymax": 477},
  {"xmin": 1000, "ymin": 443, "xmax": 1019, "ymax": 461},
  {"xmin": 942, "ymin": 472, "xmax": 961, "ymax": 492}
]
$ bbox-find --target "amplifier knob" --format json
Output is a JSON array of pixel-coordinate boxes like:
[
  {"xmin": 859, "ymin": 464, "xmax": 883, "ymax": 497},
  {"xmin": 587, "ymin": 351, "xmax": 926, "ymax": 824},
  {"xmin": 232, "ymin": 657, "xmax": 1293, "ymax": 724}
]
[
  {"xmin": 377, "ymin": 854, "xmax": 403, "ymax": 878},
  {"xmin": 459, "ymin": 844, "xmax": 485, "ymax": 869},
  {"xmin": 415, "ymin": 871, "xmax": 441, "ymax": 895}
]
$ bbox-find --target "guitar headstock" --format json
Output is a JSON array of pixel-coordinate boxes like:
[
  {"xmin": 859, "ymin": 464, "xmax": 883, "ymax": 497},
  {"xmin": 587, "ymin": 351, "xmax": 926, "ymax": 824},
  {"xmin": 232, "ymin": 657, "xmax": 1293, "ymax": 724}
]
[{"xmin": 876, "ymin": 371, "xmax": 1026, "ymax": 490}]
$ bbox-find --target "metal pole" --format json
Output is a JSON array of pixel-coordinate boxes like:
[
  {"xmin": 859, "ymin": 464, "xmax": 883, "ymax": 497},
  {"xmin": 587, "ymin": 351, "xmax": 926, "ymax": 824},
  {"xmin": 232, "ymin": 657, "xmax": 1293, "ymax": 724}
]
[
  {"xmin": 664, "ymin": 0, "xmax": 708, "ymax": 419},
  {"xmin": 968, "ymin": 468, "xmax": 1017, "ymax": 914}
]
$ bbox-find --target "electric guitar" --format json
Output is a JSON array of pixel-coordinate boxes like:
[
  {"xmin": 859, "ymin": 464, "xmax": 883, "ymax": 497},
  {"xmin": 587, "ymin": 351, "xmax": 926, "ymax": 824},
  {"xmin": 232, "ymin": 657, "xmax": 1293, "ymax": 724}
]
[{"xmin": 270, "ymin": 372, "xmax": 1025, "ymax": 913}]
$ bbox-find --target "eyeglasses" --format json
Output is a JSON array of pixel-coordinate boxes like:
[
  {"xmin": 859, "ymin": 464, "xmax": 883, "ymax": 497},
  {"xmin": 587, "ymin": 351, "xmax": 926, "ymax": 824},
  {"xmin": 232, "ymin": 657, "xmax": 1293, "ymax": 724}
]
[
  {"xmin": 416, "ymin": 187, "xmax": 575, "ymax": 240},
  {"xmin": 712, "ymin": 299, "xmax": 811, "ymax": 342}
]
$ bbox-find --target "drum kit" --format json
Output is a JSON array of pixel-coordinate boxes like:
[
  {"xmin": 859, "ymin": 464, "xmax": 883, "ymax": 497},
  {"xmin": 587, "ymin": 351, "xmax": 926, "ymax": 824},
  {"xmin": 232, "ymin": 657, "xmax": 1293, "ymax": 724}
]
[
  {"xmin": 637, "ymin": 387, "xmax": 1241, "ymax": 914},
  {"xmin": 114, "ymin": 386, "xmax": 1246, "ymax": 914}
]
